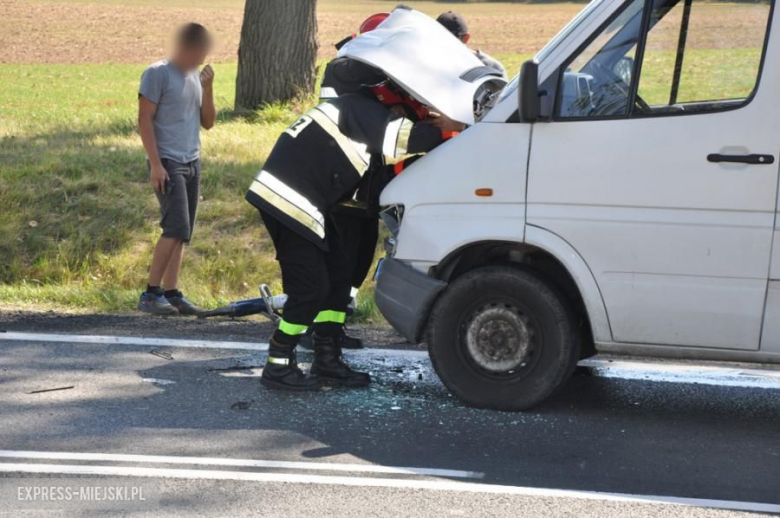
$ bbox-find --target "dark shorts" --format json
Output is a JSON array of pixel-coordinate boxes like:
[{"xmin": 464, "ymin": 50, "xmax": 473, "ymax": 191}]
[{"xmin": 152, "ymin": 158, "xmax": 200, "ymax": 243}]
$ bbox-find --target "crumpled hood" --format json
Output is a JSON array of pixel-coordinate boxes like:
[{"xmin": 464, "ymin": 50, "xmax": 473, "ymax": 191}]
[{"xmin": 338, "ymin": 7, "xmax": 506, "ymax": 125}]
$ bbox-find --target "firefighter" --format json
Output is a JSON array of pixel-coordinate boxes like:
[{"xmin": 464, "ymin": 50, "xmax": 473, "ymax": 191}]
[
  {"xmin": 246, "ymin": 91, "xmax": 463, "ymax": 391},
  {"xmin": 314, "ymin": 13, "xmax": 389, "ymax": 352},
  {"xmin": 296, "ymin": 12, "xmax": 389, "ymax": 352},
  {"xmin": 436, "ymin": 11, "xmax": 507, "ymax": 79},
  {"xmin": 310, "ymin": 12, "xmax": 498, "ymax": 353}
]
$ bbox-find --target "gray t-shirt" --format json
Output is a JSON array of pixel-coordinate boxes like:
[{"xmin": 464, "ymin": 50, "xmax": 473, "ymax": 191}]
[{"xmin": 139, "ymin": 60, "xmax": 202, "ymax": 163}]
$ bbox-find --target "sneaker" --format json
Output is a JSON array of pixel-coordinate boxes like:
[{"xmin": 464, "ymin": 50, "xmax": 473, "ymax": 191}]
[
  {"xmin": 165, "ymin": 294, "xmax": 202, "ymax": 316},
  {"xmin": 138, "ymin": 292, "xmax": 179, "ymax": 316}
]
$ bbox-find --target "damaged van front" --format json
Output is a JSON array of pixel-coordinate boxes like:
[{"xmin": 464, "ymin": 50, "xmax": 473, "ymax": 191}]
[{"xmin": 368, "ymin": 3, "xmax": 614, "ymax": 352}]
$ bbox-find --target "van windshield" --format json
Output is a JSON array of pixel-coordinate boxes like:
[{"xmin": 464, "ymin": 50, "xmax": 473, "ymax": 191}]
[{"xmin": 499, "ymin": 0, "xmax": 605, "ymax": 103}]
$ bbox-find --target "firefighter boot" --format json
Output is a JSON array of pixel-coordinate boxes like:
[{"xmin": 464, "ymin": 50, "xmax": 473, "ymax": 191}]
[
  {"xmin": 311, "ymin": 333, "xmax": 371, "ymax": 388},
  {"xmin": 299, "ymin": 325, "xmax": 364, "ymax": 351},
  {"xmin": 335, "ymin": 326, "xmax": 364, "ymax": 349},
  {"xmin": 261, "ymin": 338, "xmax": 321, "ymax": 391}
]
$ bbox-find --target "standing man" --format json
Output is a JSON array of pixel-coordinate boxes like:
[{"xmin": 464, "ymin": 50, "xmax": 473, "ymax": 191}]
[
  {"xmin": 137, "ymin": 23, "xmax": 216, "ymax": 316},
  {"xmin": 437, "ymin": 11, "xmax": 507, "ymax": 79}
]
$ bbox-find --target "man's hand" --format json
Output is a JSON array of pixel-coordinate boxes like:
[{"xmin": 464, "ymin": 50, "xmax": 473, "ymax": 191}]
[
  {"xmin": 200, "ymin": 64, "xmax": 215, "ymax": 89},
  {"xmin": 200, "ymin": 65, "xmax": 216, "ymax": 130},
  {"xmin": 425, "ymin": 112, "xmax": 466, "ymax": 134},
  {"xmin": 150, "ymin": 162, "xmax": 169, "ymax": 194}
]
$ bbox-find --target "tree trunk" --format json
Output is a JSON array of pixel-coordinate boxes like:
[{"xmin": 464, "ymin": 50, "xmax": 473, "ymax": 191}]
[{"xmin": 235, "ymin": 0, "xmax": 319, "ymax": 110}]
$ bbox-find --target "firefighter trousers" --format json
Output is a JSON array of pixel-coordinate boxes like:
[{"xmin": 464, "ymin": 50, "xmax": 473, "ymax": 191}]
[
  {"xmin": 260, "ymin": 210, "xmax": 352, "ymax": 345},
  {"xmin": 330, "ymin": 212, "xmax": 379, "ymax": 294}
]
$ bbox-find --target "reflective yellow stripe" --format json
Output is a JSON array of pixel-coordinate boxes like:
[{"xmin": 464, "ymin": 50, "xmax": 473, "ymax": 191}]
[
  {"xmin": 383, "ymin": 119, "xmax": 403, "ymax": 158},
  {"xmin": 308, "ymin": 105, "xmax": 370, "ymax": 176},
  {"xmin": 250, "ymin": 171, "xmax": 325, "ymax": 239},
  {"xmin": 382, "ymin": 118, "xmax": 414, "ymax": 159},
  {"xmin": 396, "ymin": 119, "xmax": 413, "ymax": 157},
  {"xmin": 314, "ymin": 310, "xmax": 346, "ymax": 324},
  {"xmin": 255, "ymin": 170, "xmax": 323, "ymax": 224},
  {"xmin": 267, "ymin": 356, "xmax": 290, "ymax": 366},
  {"xmin": 278, "ymin": 319, "xmax": 308, "ymax": 336},
  {"xmin": 314, "ymin": 102, "xmax": 342, "ymax": 125}
]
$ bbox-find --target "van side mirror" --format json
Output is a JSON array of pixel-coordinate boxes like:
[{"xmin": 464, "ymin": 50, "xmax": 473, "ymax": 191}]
[{"xmin": 519, "ymin": 60, "xmax": 541, "ymax": 123}]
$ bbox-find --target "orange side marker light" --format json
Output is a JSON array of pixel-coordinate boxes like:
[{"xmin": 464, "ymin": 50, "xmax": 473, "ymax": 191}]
[{"xmin": 475, "ymin": 188, "xmax": 493, "ymax": 197}]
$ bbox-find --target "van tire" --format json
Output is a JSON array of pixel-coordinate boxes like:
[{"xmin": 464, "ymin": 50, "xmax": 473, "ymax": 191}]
[{"xmin": 427, "ymin": 266, "xmax": 580, "ymax": 411}]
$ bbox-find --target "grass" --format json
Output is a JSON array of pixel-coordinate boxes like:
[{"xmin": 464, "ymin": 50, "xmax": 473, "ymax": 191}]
[
  {"xmin": 0, "ymin": 0, "xmax": 552, "ymax": 318},
  {"xmin": 0, "ymin": 54, "xmax": 529, "ymax": 317}
]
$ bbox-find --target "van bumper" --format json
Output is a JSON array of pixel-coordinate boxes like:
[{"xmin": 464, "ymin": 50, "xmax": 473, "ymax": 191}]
[{"xmin": 375, "ymin": 258, "xmax": 447, "ymax": 344}]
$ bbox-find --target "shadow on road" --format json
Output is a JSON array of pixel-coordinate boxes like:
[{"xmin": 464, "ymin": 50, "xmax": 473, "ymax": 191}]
[{"xmin": 1, "ymin": 339, "xmax": 779, "ymax": 505}]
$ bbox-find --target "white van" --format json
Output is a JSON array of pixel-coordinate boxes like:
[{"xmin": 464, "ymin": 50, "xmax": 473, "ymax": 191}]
[{"xmin": 371, "ymin": 0, "xmax": 780, "ymax": 410}]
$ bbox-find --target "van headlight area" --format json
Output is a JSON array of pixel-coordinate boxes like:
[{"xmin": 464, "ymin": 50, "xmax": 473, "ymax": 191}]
[
  {"xmin": 379, "ymin": 204, "xmax": 403, "ymax": 256},
  {"xmin": 375, "ymin": 202, "xmax": 449, "ymax": 349}
]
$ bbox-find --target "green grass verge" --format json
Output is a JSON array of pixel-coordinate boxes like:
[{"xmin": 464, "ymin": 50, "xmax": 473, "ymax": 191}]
[
  {"xmin": 0, "ymin": 55, "xmax": 527, "ymax": 319},
  {"xmin": 0, "ymin": 46, "xmax": 750, "ymax": 318}
]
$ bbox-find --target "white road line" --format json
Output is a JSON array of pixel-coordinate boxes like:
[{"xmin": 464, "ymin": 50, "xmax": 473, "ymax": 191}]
[
  {"xmin": 0, "ymin": 462, "xmax": 777, "ymax": 514},
  {"xmin": 0, "ymin": 331, "xmax": 426, "ymax": 358},
  {"xmin": 0, "ymin": 450, "xmax": 482, "ymax": 480},
  {"xmin": 580, "ymin": 358, "xmax": 780, "ymax": 389},
  {"xmin": 2, "ymin": 331, "xmax": 780, "ymax": 388},
  {"xmin": 0, "ymin": 331, "xmax": 270, "ymax": 351}
]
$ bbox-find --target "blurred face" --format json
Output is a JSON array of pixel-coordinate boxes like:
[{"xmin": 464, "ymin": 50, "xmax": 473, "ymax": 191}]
[{"xmin": 174, "ymin": 44, "xmax": 209, "ymax": 72}]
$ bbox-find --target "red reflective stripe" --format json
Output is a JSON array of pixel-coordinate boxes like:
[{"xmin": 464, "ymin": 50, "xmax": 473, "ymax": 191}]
[
  {"xmin": 441, "ymin": 131, "xmax": 460, "ymax": 140},
  {"xmin": 394, "ymin": 161, "xmax": 405, "ymax": 175}
]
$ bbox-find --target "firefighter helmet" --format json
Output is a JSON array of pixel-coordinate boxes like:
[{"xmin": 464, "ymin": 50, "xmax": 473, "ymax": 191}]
[
  {"xmin": 359, "ymin": 13, "xmax": 390, "ymax": 34},
  {"xmin": 370, "ymin": 81, "xmax": 429, "ymax": 121},
  {"xmin": 335, "ymin": 13, "xmax": 390, "ymax": 50}
]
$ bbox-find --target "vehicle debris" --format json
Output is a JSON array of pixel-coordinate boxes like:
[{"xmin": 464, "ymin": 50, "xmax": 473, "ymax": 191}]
[
  {"xmin": 142, "ymin": 378, "xmax": 176, "ymax": 385},
  {"xmin": 150, "ymin": 350, "xmax": 173, "ymax": 361},
  {"xmin": 207, "ymin": 365, "xmax": 264, "ymax": 373},
  {"xmin": 28, "ymin": 386, "xmax": 74, "ymax": 394}
]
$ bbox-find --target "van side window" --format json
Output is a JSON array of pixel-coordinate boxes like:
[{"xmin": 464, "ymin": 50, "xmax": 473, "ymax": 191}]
[
  {"xmin": 636, "ymin": 0, "xmax": 771, "ymax": 114},
  {"xmin": 557, "ymin": 0, "xmax": 772, "ymax": 119}
]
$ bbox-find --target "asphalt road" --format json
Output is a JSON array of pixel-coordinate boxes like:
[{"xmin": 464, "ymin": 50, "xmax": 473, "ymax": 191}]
[{"xmin": 0, "ymin": 312, "xmax": 778, "ymax": 517}]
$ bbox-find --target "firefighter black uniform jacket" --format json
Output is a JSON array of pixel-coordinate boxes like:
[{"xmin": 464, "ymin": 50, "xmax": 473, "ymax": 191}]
[
  {"xmin": 320, "ymin": 57, "xmax": 385, "ymax": 100},
  {"xmin": 321, "ymin": 57, "xmax": 387, "ymax": 219},
  {"xmin": 245, "ymin": 94, "xmax": 443, "ymax": 250}
]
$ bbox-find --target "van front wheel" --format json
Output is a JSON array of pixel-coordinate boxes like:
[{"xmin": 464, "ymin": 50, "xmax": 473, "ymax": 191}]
[{"xmin": 427, "ymin": 266, "xmax": 580, "ymax": 411}]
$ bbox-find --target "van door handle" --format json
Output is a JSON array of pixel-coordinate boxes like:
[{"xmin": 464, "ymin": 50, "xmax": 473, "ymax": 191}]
[{"xmin": 707, "ymin": 153, "xmax": 775, "ymax": 165}]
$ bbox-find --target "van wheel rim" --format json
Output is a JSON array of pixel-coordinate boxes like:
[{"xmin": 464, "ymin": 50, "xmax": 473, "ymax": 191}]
[{"xmin": 465, "ymin": 304, "xmax": 534, "ymax": 373}]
